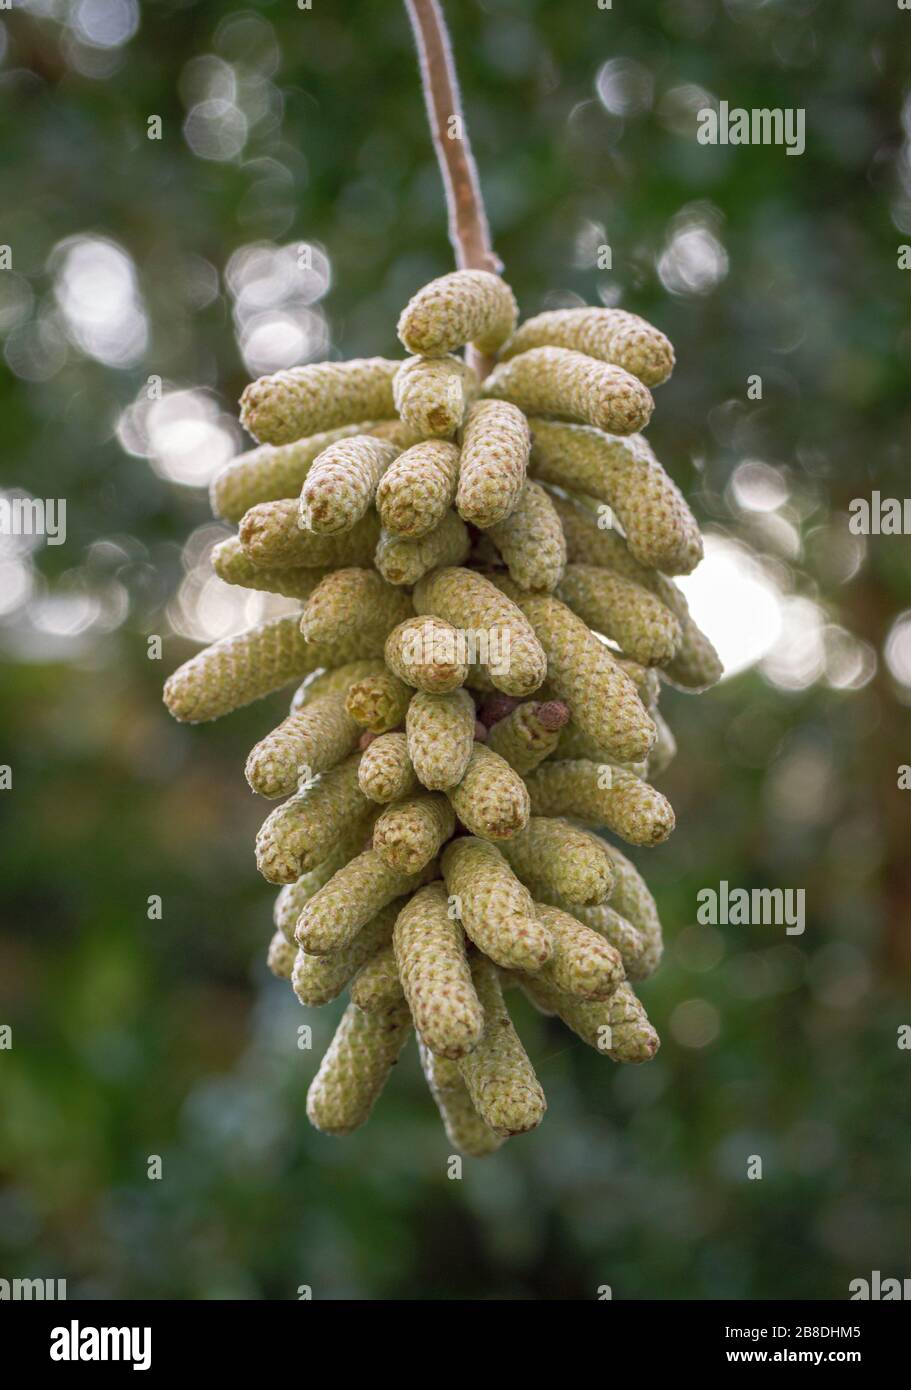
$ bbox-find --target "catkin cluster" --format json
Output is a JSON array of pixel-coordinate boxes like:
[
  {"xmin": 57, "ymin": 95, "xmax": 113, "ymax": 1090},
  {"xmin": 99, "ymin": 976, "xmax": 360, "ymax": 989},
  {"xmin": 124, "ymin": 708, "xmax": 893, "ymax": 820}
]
[{"xmin": 164, "ymin": 271, "xmax": 721, "ymax": 1155}]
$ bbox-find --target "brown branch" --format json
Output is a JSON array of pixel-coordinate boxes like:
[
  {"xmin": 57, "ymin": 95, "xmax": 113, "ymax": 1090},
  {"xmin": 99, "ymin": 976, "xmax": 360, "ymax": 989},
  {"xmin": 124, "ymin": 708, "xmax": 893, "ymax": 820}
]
[{"xmin": 404, "ymin": 0, "xmax": 500, "ymax": 377}]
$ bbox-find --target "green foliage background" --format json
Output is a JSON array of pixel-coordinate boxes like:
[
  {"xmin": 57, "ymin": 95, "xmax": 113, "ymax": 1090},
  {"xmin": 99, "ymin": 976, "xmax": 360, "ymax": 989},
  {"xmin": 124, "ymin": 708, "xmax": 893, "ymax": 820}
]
[{"xmin": 0, "ymin": 0, "xmax": 909, "ymax": 1299}]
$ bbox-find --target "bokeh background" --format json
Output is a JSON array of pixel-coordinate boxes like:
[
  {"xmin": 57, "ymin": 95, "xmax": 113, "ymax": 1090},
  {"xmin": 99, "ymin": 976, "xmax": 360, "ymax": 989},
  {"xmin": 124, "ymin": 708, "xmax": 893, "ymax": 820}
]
[{"xmin": 1, "ymin": 0, "xmax": 910, "ymax": 1300}]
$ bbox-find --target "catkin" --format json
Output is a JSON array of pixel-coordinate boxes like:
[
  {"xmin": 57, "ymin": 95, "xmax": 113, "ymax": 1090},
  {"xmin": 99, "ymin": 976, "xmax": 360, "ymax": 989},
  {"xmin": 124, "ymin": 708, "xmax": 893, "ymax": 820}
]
[
  {"xmin": 406, "ymin": 688, "xmax": 476, "ymax": 790},
  {"xmin": 375, "ymin": 509, "xmax": 470, "ymax": 586},
  {"xmin": 346, "ymin": 670, "xmax": 413, "ymax": 732},
  {"xmin": 534, "ymin": 903, "xmax": 625, "ymax": 1001},
  {"xmin": 441, "ymin": 836, "xmax": 552, "ymax": 971},
  {"xmin": 349, "ymin": 943, "xmax": 405, "ymax": 1012},
  {"xmin": 373, "ymin": 794, "xmax": 455, "ymax": 874},
  {"xmin": 485, "ymin": 699, "xmax": 568, "ymax": 775},
  {"xmin": 246, "ymin": 692, "xmax": 360, "ymax": 799},
  {"xmin": 397, "ymin": 270, "xmax": 518, "ymax": 356},
  {"xmin": 291, "ymin": 901, "xmax": 398, "ymax": 1005},
  {"xmin": 240, "ymin": 358, "xmax": 401, "ymax": 446},
  {"xmin": 291, "ymin": 660, "xmax": 386, "ymax": 711},
  {"xmin": 164, "ymin": 614, "xmax": 322, "ymax": 724},
  {"xmin": 300, "ymin": 435, "xmax": 400, "ymax": 535},
  {"xmin": 486, "ymin": 480, "xmax": 567, "ymax": 591},
  {"xmin": 499, "ymin": 816, "xmax": 614, "ymax": 906},
  {"xmin": 501, "ymin": 307, "xmax": 675, "ymax": 388},
  {"xmin": 240, "ymin": 498, "xmax": 380, "ymax": 570},
  {"xmin": 600, "ymin": 840, "xmax": 664, "ymax": 979},
  {"xmin": 419, "ymin": 1042, "xmax": 504, "ymax": 1157},
  {"xmin": 456, "ymin": 400, "xmax": 530, "ymax": 528},
  {"xmin": 357, "ymin": 731, "xmax": 421, "ymax": 803},
  {"xmin": 273, "ymin": 828, "xmax": 374, "ymax": 943},
  {"xmin": 456, "ymin": 957, "xmax": 546, "ymax": 1136},
  {"xmin": 525, "ymin": 759, "xmax": 675, "ymax": 847},
  {"xmin": 295, "ymin": 848, "xmax": 432, "ymax": 955},
  {"xmin": 413, "ymin": 567, "xmax": 547, "ymax": 698},
  {"xmin": 518, "ymin": 976, "xmax": 659, "ymax": 1063},
  {"xmin": 394, "ymin": 884, "xmax": 484, "ymax": 1059},
  {"xmin": 385, "ymin": 615, "xmax": 469, "ymax": 693},
  {"xmin": 446, "ymin": 743, "xmax": 530, "ymax": 842},
  {"xmin": 484, "ymin": 347, "xmax": 653, "ymax": 436},
  {"xmin": 267, "ymin": 929, "xmax": 296, "ymax": 980},
  {"xmin": 300, "ymin": 567, "xmax": 413, "ymax": 649},
  {"xmin": 649, "ymin": 709, "xmax": 677, "ymax": 778},
  {"xmin": 211, "ymin": 537, "xmax": 328, "ymax": 601},
  {"xmin": 255, "ymin": 755, "xmax": 371, "ymax": 883},
  {"xmin": 306, "ymin": 999, "xmax": 413, "ymax": 1136},
  {"xmin": 376, "ymin": 439, "xmax": 461, "ymax": 538},
  {"xmin": 556, "ymin": 563, "xmax": 682, "ymax": 667},
  {"xmin": 394, "ymin": 354, "xmax": 477, "ymax": 436}
]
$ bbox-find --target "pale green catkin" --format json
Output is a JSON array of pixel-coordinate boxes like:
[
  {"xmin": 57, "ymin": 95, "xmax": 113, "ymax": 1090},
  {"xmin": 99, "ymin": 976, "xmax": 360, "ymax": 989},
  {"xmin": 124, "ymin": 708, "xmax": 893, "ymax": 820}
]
[
  {"xmin": 524, "ymin": 759, "xmax": 675, "ymax": 848},
  {"xmin": 648, "ymin": 709, "xmax": 677, "ymax": 778},
  {"xmin": 255, "ymin": 754, "xmax": 371, "ymax": 883},
  {"xmin": 239, "ymin": 498, "xmax": 380, "ymax": 570},
  {"xmin": 267, "ymin": 929, "xmax": 296, "ymax": 980},
  {"xmin": 393, "ymin": 354, "xmax": 477, "ymax": 437},
  {"xmin": 376, "ymin": 439, "xmax": 461, "ymax": 538},
  {"xmin": 165, "ymin": 614, "xmax": 326, "ymax": 724},
  {"xmin": 210, "ymin": 421, "xmax": 417, "ymax": 523},
  {"xmin": 240, "ymin": 357, "xmax": 401, "ymax": 446},
  {"xmin": 518, "ymin": 975, "xmax": 659, "ymax": 1063},
  {"xmin": 441, "ymin": 836, "xmax": 552, "ymax": 972},
  {"xmin": 456, "ymin": 400, "xmax": 530, "ymax": 528},
  {"xmin": 397, "ymin": 270, "xmax": 518, "ymax": 356},
  {"xmin": 485, "ymin": 480, "xmax": 567, "ymax": 591},
  {"xmin": 295, "ymin": 849, "xmax": 433, "ymax": 955},
  {"xmin": 413, "ymin": 567, "xmax": 547, "ymax": 698},
  {"xmin": 374, "ymin": 509, "xmax": 470, "ymax": 586},
  {"xmin": 499, "ymin": 816, "xmax": 614, "ymax": 906},
  {"xmin": 500, "ymin": 307, "xmax": 675, "ymax": 388},
  {"xmin": 245, "ymin": 692, "xmax": 360, "ymax": 799},
  {"xmin": 406, "ymin": 688, "xmax": 476, "ymax": 790},
  {"xmin": 291, "ymin": 901, "xmax": 399, "ymax": 1005},
  {"xmin": 306, "ymin": 999, "xmax": 413, "ymax": 1136},
  {"xmin": 534, "ymin": 424, "xmax": 702, "ymax": 575},
  {"xmin": 599, "ymin": 840, "xmax": 664, "ymax": 979},
  {"xmin": 372, "ymin": 794, "xmax": 455, "ymax": 874},
  {"xmin": 456, "ymin": 956, "xmax": 547, "ymax": 1136},
  {"xmin": 554, "ymin": 722, "xmax": 648, "ymax": 780},
  {"xmin": 533, "ymin": 903, "xmax": 625, "ymax": 1001},
  {"xmin": 484, "ymin": 347, "xmax": 653, "ymax": 436},
  {"xmin": 273, "ymin": 827, "xmax": 374, "ymax": 943},
  {"xmin": 446, "ymin": 744, "xmax": 530, "ymax": 842},
  {"xmin": 418, "ymin": 1041, "xmax": 504, "ymax": 1157},
  {"xmin": 349, "ymin": 943, "xmax": 405, "ymax": 1012},
  {"xmin": 518, "ymin": 881, "xmax": 650, "ymax": 983},
  {"xmin": 357, "ymin": 732, "xmax": 421, "ymax": 803},
  {"xmin": 484, "ymin": 699, "xmax": 568, "ymax": 775},
  {"xmin": 211, "ymin": 537, "xmax": 328, "ymax": 601},
  {"xmin": 556, "ymin": 563, "xmax": 682, "ymax": 667},
  {"xmin": 346, "ymin": 670, "xmax": 413, "ymax": 732},
  {"xmin": 300, "ymin": 567, "xmax": 413, "ymax": 649},
  {"xmin": 290, "ymin": 660, "xmax": 387, "ymax": 712},
  {"xmin": 300, "ymin": 435, "xmax": 400, "ymax": 534},
  {"xmin": 384, "ymin": 615, "xmax": 469, "ymax": 694},
  {"xmin": 394, "ymin": 883, "xmax": 484, "ymax": 1059}
]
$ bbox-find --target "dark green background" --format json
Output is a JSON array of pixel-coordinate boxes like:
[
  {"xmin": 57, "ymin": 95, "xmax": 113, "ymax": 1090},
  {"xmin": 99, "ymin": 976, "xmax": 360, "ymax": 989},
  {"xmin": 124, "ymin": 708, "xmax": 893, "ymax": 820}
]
[{"xmin": 0, "ymin": 0, "xmax": 909, "ymax": 1299}]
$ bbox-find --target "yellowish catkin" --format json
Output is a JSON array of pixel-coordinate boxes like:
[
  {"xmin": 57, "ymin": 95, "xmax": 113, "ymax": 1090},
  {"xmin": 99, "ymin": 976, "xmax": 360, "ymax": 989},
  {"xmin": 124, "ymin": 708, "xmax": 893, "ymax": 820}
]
[
  {"xmin": 397, "ymin": 269, "xmax": 518, "ymax": 356},
  {"xmin": 413, "ymin": 567, "xmax": 547, "ymax": 697},
  {"xmin": 210, "ymin": 421, "xmax": 417, "ymax": 523},
  {"xmin": 165, "ymin": 614, "xmax": 324, "ymax": 724},
  {"xmin": 240, "ymin": 357, "xmax": 401, "ymax": 446},
  {"xmin": 357, "ymin": 731, "xmax": 421, "ymax": 803},
  {"xmin": 306, "ymin": 999, "xmax": 413, "ymax": 1136},
  {"xmin": 418, "ymin": 1041, "xmax": 504, "ymax": 1157},
  {"xmin": 492, "ymin": 578, "xmax": 656, "ymax": 761},
  {"xmin": 406, "ymin": 688, "xmax": 476, "ymax": 790},
  {"xmin": 518, "ymin": 975, "xmax": 659, "ymax": 1063},
  {"xmin": 534, "ymin": 903, "xmax": 625, "ymax": 1000},
  {"xmin": 499, "ymin": 816, "xmax": 614, "ymax": 906},
  {"xmin": 485, "ymin": 699, "xmax": 568, "ymax": 775},
  {"xmin": 485, "ymin": 480, "xmax": 567, "ymax": 591},
  {"xmin": 441, "ymin": 836, "xmax": 552, "ymax": 971},
  {"xmin": 256, "ymin": 755, "xmax": 371, "ymax": 883},
  {"xmin": 534, "ymin": 424, "xmax": 702, "ymax": 575},
  {"xmin": 524, "ymin": 759, "xmax": 675, "ymax": 848},
  {"xmin": 376, "ymin": 440, "xmax": 461, "ymax": 538},
  {"xmin": 554, "ymin": 722, "xmax": 648, "ymax": 779},
  {"xmin": 349, "ymin": 943, "xmax": 405, "ymax": 1011},
  {"xmin": 393, "ymin": 883, "xmax": 484, "ymax": 1059},
  {"xmin": 245, "ymin": 692, "xmax": 360, "ymax": 799},
  {"xmin": 519, "ymin": 878, "xmax": 650, "ymax": 983},
  {"xmin": 240, "ymin": 498, "xmax": 380, "ymax": 570},
  {"xmin": 273, "ymin": 827, "xmax": 373, "ymax": 942},
  {"xmin": 346, "ymin": 670, "xmax": 413, "ymax": 733},
  {"xmin": 291, "ymin": 901, "xmax": 398, "ymax": 1005},
  {"xmin": 447, "ymin": 744, "xmax": 530, "ymax": 842},
  {"xmin": 393, "ymin": 354, "xmax": 477, "ymax": 437},
  {"xmin": 600, "ymin": 840, "xmax": 664, "ymax": 979},
  {"xmin": 300, "ymin": 568, "xmax": 413, "ymax": 650},
  {"xmin": 373, "ymin": 794, "xmax": 455, "ymax": 874},
  {"xmin": 295, "ymin": 849, "xmax": 433, "ymax": 954},
  {"xmin": 384, "ymin": 616, "xmax": 469, "ymax": 694},
  {"xmin": 501, "ymin": 307, "xmax": 675, "ymax": 387},
  {"xmin": 300, "ymin": 435, "xmax": 400, "ymax": 534},
  {"xmin": 291, "ymin": 660, "xmax": 386, "ymax": 711},
  {"xmin": 456, "ymin": 399, "xmax": 530, "ymax": 528},
  {"xmin": 267, "ymin": 929, "xmax": 296, "ymax": 980},
  {"xmin": 556, "ymin": 563, "xmax": 682, "ymax": 667},
  {"xmin": 456, "ymin": 956, "xmax": 546, "ymax": 1136},
  {"xmin": 211, "ymin": 537, "xmax": 328, "ymax": 601},
  {"xmin": 375, "ymin": 510, "xmax": 470, "ymax": 586},
  {"xmin": 484, "ymin": 347, "xmax": 653, "ymax": 436}
]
